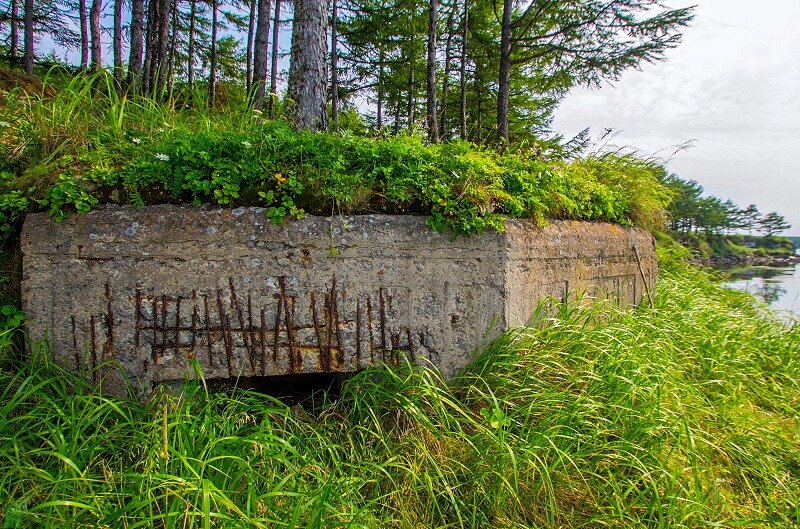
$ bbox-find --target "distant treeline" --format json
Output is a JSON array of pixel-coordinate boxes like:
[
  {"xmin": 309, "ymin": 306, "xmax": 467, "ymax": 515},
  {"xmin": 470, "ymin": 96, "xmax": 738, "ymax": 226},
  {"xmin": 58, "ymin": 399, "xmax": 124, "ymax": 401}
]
[{"xmin": 663, "ymin": 175, "xmax": 790, "ymax": 238}]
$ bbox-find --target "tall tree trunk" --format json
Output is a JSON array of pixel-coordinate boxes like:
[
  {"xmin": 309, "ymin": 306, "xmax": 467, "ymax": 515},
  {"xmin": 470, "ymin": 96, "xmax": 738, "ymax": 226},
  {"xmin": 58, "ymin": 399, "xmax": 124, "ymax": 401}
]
[
  {"xmin": 113, "ymin": 0, "xmax": 124, "ymax": 87},
  {"xmin": 154, "ymin": 0, "xmax": 171, "ymax": 98},
  {"xmin": 166, "ymin": 0, "xmax": 179, "ymax": 97},
  {"xmin": 90, "ymin": 0, "xmax": 102, "ymax": 71},
  {"xmin": 459, "ymin": 0, "xmax": 468, "ymax": 140},
  {"xmin": 22, "ymin": 0, "xmax": 33, "ymax": 74},
  {"xmin": 127, "ymin": 0, "xmax": 145, "ymax": 88},
  {"xmin": 406, "ymin": 65, "xmax": 414, "ymax": 133},
  {"xmin": 287, "ymin": 0, "xmax": 329, "ymax": 131},
  {"xmin": 475, "ymin": 71, "xmax": 482, "ymax": 143},
  {"xmin": 10, "ymin": 0, "xmax": 18, "ymax": 59},
  {"xmin": 330, "ymin": 0, "xmax": 339, "ymax": 131},
  {"xmin": 393, "ymin": 90, "xmax": 400, "ymax": 135},
  {"xmin": 187, "ymin": 0, "xmax": 197, "ymax": 89},
  {"xmin": 246, "ymin": 0, "xmax": 257, "ymax": 92},
  {"xmin": 142, "ymin": 0, "xmax": 156, "ymax": 94},
  {"xmin": 79, "ymin": 0, "xmax": 89, "ymax": 69},
  {"xmin": 496, "ymin": 0, "xmax": 512, "ymax": 144},
  {"xmin": 425, "ymin": 0, "xmax": 438, "ymax": 142},
  {"xmin": 251, "ymin": 0, "xmax": 272, "ymax": 110},
  {"xmin": 392, "ymin": 88, "xmax": 401, "ymax": 136},
  {"xmin": 440, "ymin": 5, "xmax": 455, "ymax": 138},
  {"xmin": 376, "ymin": 47, "xmax": 384, "ymax": 129},
  {"xmin": 268, "ymin": 0, "xmax": 281, "ymax": 118},
  {"xmin": 208, "ymin": 0, "xmax": 219, "ymax": 105}
]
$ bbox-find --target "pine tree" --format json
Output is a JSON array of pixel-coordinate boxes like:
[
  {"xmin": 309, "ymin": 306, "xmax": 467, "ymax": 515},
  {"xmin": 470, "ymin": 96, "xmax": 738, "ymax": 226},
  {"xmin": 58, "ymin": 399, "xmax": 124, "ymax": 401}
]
[
  {"xmin": 251, "ymin": 0, "xmax": 272, "ymax": 109},
  {"xmin": 288, "ymin": 0, "xmax": 329, "ymax": 130},
  {"xmin": 89, "ymin": 0, "xmax": 102, "ymax": 71}
]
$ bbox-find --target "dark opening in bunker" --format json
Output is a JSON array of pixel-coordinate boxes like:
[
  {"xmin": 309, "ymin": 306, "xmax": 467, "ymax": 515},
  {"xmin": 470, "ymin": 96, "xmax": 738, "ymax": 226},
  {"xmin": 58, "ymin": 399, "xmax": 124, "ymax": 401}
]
[{"xmin": 205, "ymin": 371, "xmax": 357, "ymax": 406}]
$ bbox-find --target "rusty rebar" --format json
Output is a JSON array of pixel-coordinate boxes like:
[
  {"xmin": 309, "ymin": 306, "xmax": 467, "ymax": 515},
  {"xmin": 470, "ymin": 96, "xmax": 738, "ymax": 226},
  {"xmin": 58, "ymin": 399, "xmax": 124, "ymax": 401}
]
[
  {"xmin": 216, "ymin": 289, "xmax": 234, "ymax": 376},
  {"xmin": 259, "ymin": 307, "xmax": 267, "ymax": 375},
  {"xmin": 278, "ymin": 277, "xmax": 296, "ymax": 373},
  {"xmin": 331, "ymin": 278, "xmax": 344, "ymax": 368},
  {"xmin": 71, "ymin": 315, "xmax": 79, "ymax": 370},
  {"xmin": 272, "ymin": 291, "xmax": 282, "ymax": 363},
  {"xmin": 105, "ymin": 282, "xmax": 114, "ymax": 358},
  {"xmin": 325, "ymin": 292, "xmax": 333, "ymax": 371},
  {"xmin": 134, "ymin": 289, "xmax": 141, "ymax": 349},
  {"xmin": 379, "ymin": 288, "xmax": 387, "ymax": 361},
  {"xmin": 174, "ymin": 297, "xmax": 182, "ymax": 357},
  {"xmin": 355, "ymin": 300, "xmax": 362, "ymax": 368},
  {"xmin": 310, "ymin": 292, "xmax": 328, "ymax": 370},
  {"xmin": 229, "ymin": 278, "xmax": 255, "ymax": 373},
  {"xmin": 204, "ymin": 294, "xmax": 213, "ymax": 366},
  {"xmin": 90, "ymin": 315, "xmax": 98, "ymax": 383},
  {"xmin": 152, "ymin": 297, "xmax": 158, "ymax": 363},
  {"xmin": 190, "ymin": 292, "xmax": 198, "ymax": 353},
  {"xmin": 366, "ymin": 296, "xmax": 375, "ymax": 364},
  {"xmin": 160, "ymin": 295, "xmax": 168, "ymax": 360}
]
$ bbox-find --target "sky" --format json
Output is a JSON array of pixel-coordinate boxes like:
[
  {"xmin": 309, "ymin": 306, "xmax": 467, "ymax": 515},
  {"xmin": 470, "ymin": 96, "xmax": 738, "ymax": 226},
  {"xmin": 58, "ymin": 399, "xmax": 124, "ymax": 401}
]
[{"xmin": 552, "ymin": 0, "xmax": 800, "ymax": 235}]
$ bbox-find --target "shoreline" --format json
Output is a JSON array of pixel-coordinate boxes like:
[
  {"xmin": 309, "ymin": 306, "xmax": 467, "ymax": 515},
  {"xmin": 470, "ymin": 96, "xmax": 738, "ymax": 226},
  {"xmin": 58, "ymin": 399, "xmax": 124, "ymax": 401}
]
[{"xmin": 703, "ymin": 253, "xmax": 800, "ymax": 268}]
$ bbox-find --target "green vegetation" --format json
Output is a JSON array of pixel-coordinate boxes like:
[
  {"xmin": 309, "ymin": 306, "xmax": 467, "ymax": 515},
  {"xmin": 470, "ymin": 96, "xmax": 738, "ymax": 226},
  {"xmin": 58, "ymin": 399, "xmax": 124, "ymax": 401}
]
[
  {"xmin": 671, "ymin": 232, "xmax": 796, "ymax": 262},
  {"xmin": 0, "ymin": 72, "xmax": 671, "ymax": 237},
  {"xmin": 1, "ymin": 253, "xmax": 799, "ymax": 528}
]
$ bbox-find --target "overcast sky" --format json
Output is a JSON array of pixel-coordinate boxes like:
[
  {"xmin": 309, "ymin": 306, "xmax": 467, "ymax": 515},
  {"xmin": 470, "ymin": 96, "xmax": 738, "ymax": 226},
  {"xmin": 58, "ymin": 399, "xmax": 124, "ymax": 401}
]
[{"xmin": 552, "ymin": 0, "xmax": 800, "ymax": 235}]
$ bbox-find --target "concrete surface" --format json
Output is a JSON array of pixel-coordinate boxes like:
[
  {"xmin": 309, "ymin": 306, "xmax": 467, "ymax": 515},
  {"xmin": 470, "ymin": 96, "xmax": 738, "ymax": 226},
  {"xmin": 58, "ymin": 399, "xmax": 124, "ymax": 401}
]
[{"xmin": 21, "ymin": 205, "xmax": 657, "ymax": 395}]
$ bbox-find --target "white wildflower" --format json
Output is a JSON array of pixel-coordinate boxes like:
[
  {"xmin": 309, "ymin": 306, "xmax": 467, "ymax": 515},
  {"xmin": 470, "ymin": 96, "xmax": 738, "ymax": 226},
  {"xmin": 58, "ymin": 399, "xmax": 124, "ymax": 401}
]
[
  {"xmin": 0, "ymin": 121, "xmax": 10, "ymax": 127},
  {"xmin": 131, "ymin": 137, "xmax": 142, "ymax": 145},
  {"xmin": 155, "ymin": 153, "xmax": 170, "ymax": 162}
]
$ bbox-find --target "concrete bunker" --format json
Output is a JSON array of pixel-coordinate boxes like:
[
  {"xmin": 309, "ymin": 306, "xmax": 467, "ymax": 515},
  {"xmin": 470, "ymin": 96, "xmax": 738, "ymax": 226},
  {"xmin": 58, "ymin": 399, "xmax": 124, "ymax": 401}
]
[{"xmin": 21, "ymin": 205, "xmax": 657, "ymax": 396}]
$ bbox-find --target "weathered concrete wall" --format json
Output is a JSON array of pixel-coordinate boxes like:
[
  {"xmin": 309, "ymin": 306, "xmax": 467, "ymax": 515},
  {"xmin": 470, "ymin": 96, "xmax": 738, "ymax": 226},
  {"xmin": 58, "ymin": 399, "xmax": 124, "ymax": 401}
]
[{"xmin": 21, "ymin": 205, "xmax": 656, "ymax": 395}]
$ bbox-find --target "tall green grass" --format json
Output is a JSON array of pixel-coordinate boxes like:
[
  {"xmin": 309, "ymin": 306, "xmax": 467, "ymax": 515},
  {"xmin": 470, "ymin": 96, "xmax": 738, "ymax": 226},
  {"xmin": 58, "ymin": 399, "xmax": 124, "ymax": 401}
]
[{"xmin": 1, "ymin": 256, "xmax": 799, "ymax": 528}]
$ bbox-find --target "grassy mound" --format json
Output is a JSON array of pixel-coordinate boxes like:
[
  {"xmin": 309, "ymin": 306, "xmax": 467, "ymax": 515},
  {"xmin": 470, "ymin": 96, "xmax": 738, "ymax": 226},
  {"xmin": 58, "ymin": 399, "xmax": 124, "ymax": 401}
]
[
  {"xmin": 1, "ymin": 254, "xmax": 798, "ymax": 528},
  {"xmin": 0, "ymin": 72, "xmax": 670, "ymax": 237}
]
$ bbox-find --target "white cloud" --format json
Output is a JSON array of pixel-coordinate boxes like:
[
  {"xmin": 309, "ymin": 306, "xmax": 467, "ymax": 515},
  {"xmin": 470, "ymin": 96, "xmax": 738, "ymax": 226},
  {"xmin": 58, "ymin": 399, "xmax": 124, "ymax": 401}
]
[{"xmin": 553, "ymin": 0, "xmax": 800, "ymax": 233}]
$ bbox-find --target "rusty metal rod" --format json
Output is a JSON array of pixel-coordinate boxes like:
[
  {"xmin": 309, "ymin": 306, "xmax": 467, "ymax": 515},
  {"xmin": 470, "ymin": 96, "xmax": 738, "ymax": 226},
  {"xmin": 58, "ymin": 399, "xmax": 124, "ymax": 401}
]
[
  {"xmin": 134, "ymin": 289, "xmax": 141, "ymax": 348},
  {"xmin": 105, "ymin": 282, "xmax": 114, "ymax": 358},
  {"xmin": 272, "ymin": 292, "xmax": 282, "ymax": 363},
  {"xmin": 152, "ymin": 297, "xmax": 159, "ymax": 363},
  {"xmin": 204, "ymin": 294, "xmax": 213, "ymax": 366},
  {"xmin": 633, "ymin": 245, "xmax": 654, "ymax": 308},
  {"xmin": 90, "ymin": 315, "xmax": 98, "ymax": 383},
  {"xmin": 331, "ymin": 278, "xmax": 344, "ymax": 368},
  {"xmin": 71, "ymin": 315, "xmax": 79, "ymax": 370},
  {"xmin": 260, "ymin": 307, "xmax": 267, "ymax": 375},
  {"xmin": 366, "ymin": 296, "xmax": 375, "ymax": 364},
  {"xmin": 310, "ymin": 292, "xmax": 327, "ymax": 370},
  {"xmin": 174, "ymin": 297, "xmax": 182, "ymax": 357}
]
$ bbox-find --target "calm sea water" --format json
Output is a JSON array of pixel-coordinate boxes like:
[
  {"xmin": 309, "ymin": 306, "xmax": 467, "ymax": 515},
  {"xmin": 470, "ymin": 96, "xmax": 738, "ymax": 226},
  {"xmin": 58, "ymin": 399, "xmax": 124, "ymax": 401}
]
[{"xmin": 724, "ymin": 263, "xmax": 800, "ymax": 318}]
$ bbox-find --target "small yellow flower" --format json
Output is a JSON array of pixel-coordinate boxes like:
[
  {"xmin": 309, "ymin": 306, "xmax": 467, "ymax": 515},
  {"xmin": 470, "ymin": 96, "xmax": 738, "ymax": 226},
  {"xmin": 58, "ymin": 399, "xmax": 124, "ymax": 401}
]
[{"xmin": 275, "ymin": 173, "xmax": 286, "ymax": 184}]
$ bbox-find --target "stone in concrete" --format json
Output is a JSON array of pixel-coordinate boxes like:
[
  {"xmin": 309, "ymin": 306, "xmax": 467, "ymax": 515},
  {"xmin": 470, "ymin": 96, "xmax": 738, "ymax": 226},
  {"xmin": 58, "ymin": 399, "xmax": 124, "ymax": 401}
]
[{"xmin": 21, "ymin": 205, "xmax": 656, "ymax": 395}]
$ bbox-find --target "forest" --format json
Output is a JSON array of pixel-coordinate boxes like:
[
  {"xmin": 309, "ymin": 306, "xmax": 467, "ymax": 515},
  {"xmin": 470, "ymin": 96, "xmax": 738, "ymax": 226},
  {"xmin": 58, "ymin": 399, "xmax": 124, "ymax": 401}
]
[{"xmin": 0, "ymin": 0, "xmax": 694, "ymax": 143}]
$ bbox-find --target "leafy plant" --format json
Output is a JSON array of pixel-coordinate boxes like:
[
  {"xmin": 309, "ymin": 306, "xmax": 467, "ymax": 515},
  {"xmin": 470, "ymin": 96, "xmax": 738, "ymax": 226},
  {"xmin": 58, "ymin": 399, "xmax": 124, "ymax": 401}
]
[
  {"xmin": 0, "ymin": 73, "xmax": 672, "ymax": 236},
  {"xmin": 0, "ymin": 305, "xmax": 23, "ymax": 350}
]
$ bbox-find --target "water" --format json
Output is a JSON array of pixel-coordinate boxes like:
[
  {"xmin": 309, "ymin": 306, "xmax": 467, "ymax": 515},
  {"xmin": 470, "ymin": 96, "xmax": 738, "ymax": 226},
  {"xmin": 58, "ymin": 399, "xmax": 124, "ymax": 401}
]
[{"xmin": 724, "ymin": 263, "xmax": 800, "ymax": 318}]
